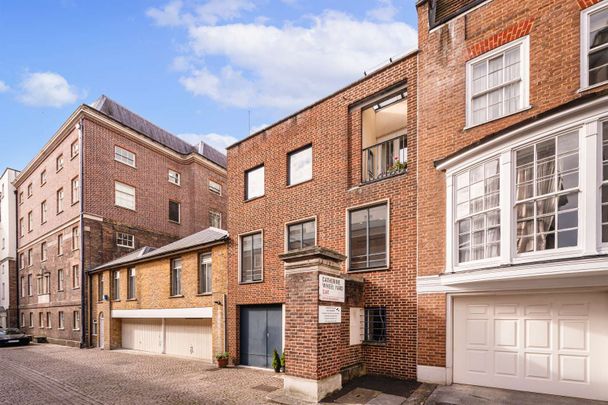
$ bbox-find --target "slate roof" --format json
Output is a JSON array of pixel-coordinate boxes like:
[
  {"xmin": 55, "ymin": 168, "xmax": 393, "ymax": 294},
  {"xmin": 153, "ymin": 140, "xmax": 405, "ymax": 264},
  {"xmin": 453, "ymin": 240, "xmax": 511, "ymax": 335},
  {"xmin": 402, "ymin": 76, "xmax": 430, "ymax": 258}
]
[
  {"xmin": 427, "ymin": 0, "xmax": 487, "ymax": 28},
  {"xmin": 90, "ymin": 95, "xmax": 227, "ymax": 168},
  {"xmin": 90, "ymin": 228, "xmax": 228, "ymax": 272}
]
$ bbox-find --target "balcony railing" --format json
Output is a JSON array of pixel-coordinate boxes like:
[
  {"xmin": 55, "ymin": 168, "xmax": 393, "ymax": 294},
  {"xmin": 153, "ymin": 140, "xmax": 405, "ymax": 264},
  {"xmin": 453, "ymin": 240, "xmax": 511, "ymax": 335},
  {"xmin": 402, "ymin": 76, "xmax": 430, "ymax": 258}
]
[{"xmin": 362, "ymin": 134, "xmax": 407, "ymax": 183}]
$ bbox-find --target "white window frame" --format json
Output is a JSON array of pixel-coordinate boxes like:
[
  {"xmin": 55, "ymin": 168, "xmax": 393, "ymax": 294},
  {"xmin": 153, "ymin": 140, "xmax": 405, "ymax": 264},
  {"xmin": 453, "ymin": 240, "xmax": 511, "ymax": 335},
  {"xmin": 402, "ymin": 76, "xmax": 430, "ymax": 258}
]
[
  {"xmin": 112, "ymin": 270, "xmax": 120, "ymax": 300},
  {"xmin": 444, "ymin": 108, "xmax": 608, "ymax": 273},
  {"xmin": 58, "ymin": 311, "xmax": 65, "ymax": 329},
  {"xmin": 168, "ymin": 170, "xmax": 181, "ymax": 186},
  {"xmin": 116, "ymin": 232, "xmax": 135, "ymax": 248},
  {"xmin": 465, "ymin": 36, "xmax": 530, "ymax": 128},
  {"xmin": 115, "ymin": 181, "xmax": 136, "ymax": 210},
  {"xmin": 581, "ymin": 1, "xmax": 608, "ymax": 90},
  {"xmin": 127, "ymin": 267, "xmax": 136, "ymax": 300},
  {"xmin": 170, "ymin": 258, "xmax": 182, "ymax": 296},
  {"xmin": 73, "ymin": 311, "xmax": 80, "ymax": 331},
  {"xmin": 208, "ymin": 180, "xmax": 222, "ymax": 195},
  {"xmin": 245, "ymin": 165, "xmax": 265, "ymax": 200},
  {"xmin": 198, "ymin": 253, "xmax": 212, "ymax": 295},
  {"xmin": 114, "ymin": 146, "xmax": 136, "ymax": 168},
  {"xmin": 288, "ymin": 145, "xmax": 313, "ymax": 186},
  {"xmin": 238, "ymin": 230, "xmax": 264, "ymax": 284}
]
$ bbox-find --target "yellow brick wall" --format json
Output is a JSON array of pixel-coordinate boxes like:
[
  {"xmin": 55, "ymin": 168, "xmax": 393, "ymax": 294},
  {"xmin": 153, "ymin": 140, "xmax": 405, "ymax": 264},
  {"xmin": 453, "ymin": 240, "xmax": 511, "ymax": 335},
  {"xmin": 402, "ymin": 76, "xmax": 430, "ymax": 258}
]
[{"xmin": 90, "ymin": 243, "xmax": 228, "ymax": 357}]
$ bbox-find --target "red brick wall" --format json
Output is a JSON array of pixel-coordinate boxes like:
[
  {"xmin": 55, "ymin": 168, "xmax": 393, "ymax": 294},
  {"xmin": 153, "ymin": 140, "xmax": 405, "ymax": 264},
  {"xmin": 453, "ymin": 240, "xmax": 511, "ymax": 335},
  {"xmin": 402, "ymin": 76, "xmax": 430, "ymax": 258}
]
[
  {"xmin": 416, "ymin": 0, "xmax": 608, "ymax": 278},
  {"xmin": 417, "ymin": 294, "xmax": 446, "ymax": 368},
  {"xmin": 83, "ymin": 117, "xmax": 227, "ymax": 238},
  {"xmin": 415, "ymin": 0, "xmax": 608, "ymax": 370},
  {"xmin": 227, "ymin": 55, "xmax": 418, "ymax": 379}
]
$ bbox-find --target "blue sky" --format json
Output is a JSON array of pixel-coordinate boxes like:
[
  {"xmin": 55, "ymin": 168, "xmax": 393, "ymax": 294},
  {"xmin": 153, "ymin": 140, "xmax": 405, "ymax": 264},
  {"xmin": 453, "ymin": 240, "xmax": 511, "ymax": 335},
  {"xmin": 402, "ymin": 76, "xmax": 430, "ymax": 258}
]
[{"xmin": 0, "ymin": 0, "xmax": 418, "ymax": 170}]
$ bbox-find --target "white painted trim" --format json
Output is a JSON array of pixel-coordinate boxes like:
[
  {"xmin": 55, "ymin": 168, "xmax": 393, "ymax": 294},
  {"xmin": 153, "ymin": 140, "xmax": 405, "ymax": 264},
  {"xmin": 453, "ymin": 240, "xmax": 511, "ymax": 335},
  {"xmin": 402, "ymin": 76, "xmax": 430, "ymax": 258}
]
[
  {"xmin": 465, "ymin": 36, "xmax": 530, "ymax": 129},
  {"xmin": 417, "ymin": 365, "xmax": 448, "ymax": 385},
  {"xmin": 111, "ymin": 307, "xmax": 212, "ymax": 319},
  {"xmin": 442, "ymin": 99, "xmax": 608, "ymax": 273},
  {"xmin": 580, "ymin": 2, "xmax": 608, "ymax": 90}
]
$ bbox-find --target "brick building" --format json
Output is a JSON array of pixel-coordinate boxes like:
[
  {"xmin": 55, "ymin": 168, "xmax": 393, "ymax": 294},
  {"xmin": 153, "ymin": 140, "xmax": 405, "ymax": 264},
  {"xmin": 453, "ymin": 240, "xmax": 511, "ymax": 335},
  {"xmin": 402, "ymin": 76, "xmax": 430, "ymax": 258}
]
[
  {"xmin": 88, "ymin": 227, "xmax": 228, "ymax": 362},
  {"xmin": 0, "ymin": 168, "xmax": 20, "ymax": 328},
  {"xmin": 226, "ymin": 54, "xmax": 417, "ymax": 401},
  {"xmin": 15, "ymin": 95, "xmax": 227, "ymax": 346},
  {"xmin": 416, "ymin": 0, "xmax": 608, "ymax": 401}
]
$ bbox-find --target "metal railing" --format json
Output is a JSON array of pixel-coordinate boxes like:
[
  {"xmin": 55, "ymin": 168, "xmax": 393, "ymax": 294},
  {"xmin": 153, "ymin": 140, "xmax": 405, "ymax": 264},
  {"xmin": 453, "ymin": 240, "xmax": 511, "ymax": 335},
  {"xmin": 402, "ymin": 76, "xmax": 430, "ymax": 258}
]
[{"xmin": 362, "ymin": 134, "xmax": 407, "ymax": 183}]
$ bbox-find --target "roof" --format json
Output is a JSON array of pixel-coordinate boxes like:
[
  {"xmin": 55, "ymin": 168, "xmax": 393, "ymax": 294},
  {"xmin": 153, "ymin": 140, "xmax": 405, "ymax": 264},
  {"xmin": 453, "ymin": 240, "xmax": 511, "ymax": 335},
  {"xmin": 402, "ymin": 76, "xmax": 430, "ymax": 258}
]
[
  {"xmin": 427, "ymin": 0, "xmax": 487, "ymax": 29},
  {"xmin": 91, "ymin": 227, "xmax": 228, "ymax": 272},
  {"xmin": 90, "ymin": 95, "xmax": 227, "ymax": 168},
  {"xmin": 227, "ymin": 50, "xmax": 418, "ymax": 150}
]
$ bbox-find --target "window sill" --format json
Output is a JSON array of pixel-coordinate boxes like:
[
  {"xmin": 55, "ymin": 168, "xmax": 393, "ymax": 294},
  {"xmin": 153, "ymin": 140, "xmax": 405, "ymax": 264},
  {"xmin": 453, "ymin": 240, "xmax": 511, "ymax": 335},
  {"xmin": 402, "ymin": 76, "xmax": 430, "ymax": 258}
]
[
  {"xmin": 71, "ymin": 201, "xmax": 79, "ymax": 207},
  {"xmin": 578, "ymin": 81, "xmax": 608, "ymax": 93},
  {"xmin": 286, "ymin": 178, "xmax": 313, "ymax": 189},
  {"xmin": 169, "ymin": 295, "xmax": 184, "ymax": 299},
  {"xmin": 114, "ymin": 159, "xmax": 137, "ymax": 169},
  {"xmin": 57, "ymin": 210, "xmax": 64, "ymax": 215},
  {"xmin": 57, "ymin": 168, "xmax": 64, "ymax": 174},
  {"xmin": 363, "ymin": 341, "xmax": 387, "ymax": 347},
  {"xmin": 126, "ymin": 298, "xmax": 137, "ymax": 301},
  {"xmin": 244, "ymin": 195, "xmax": 265, "ymax": 203},
  {"xmin": 196, "ymin": 293, "xmax": 212, "ymax": 297},
  {"xmin": 463, "ymin": 105, "xmax": 532, "ymax": 131},
  {"xmin": 239, "ymin": 280, "xmax": 264, "ymax": 285},
  {"xmin": 70, "ymin": 154, "xmax": 78, "ymax": 161},
  {"xmin": 347, "ymin": 266, "xmax": 389, "ymax": 274},
  {"xmin": 111, "ymin": 299, "xmax": 120, "ymax": 302},
  {"xmin": 58, "ymin": 328, "xmax": 65, "ymax": 330},
  {"xmin": 169, "ymin": 220, "xmax": 181, "ymax": 225},
  {"xmin": 114, "ymin": 205, "xmax": 136, "ymax": 212}
]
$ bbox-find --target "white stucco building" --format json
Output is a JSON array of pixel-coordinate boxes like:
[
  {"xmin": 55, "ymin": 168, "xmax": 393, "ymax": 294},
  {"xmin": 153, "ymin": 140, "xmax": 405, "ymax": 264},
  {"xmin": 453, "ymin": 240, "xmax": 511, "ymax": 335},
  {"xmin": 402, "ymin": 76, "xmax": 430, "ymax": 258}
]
[{"xmin": 0, "ymin": 168, "xmax": 19, "ymax": 328}]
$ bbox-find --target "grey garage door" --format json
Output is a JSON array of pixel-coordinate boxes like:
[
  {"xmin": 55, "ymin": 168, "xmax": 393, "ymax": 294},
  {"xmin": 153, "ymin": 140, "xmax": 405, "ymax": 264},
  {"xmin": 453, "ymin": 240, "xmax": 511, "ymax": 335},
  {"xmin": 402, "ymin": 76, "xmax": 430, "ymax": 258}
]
[{"xmin": 240, "ymin": 305, "xmax": 282, "ymax": 368}]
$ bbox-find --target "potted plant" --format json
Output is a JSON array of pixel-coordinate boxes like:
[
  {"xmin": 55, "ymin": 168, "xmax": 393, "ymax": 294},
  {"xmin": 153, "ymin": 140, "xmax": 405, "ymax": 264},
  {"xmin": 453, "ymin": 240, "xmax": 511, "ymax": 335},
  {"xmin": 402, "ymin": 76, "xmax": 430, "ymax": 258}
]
[
  {"xmin": 272, "ymin": 349, "xmax": 281, "ymax": 373},
  {"xmin": 280, "ymin": 351, "xmax": 286, "ymax": 373},
  {"xmin": 388, "ymin": 156, "xmax": 407, "ymax": 174},
  {"xmin": 216, "ymin": 352, "xmax": 229, "ymax": 368}
]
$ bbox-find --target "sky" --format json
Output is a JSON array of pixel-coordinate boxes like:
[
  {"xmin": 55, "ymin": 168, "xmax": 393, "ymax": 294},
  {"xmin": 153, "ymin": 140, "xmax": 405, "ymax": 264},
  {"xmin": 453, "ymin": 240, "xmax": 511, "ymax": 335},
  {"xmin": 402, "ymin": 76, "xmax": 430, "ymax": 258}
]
[{"xmin": 0, "ymin": 0, "xmax": 418, "ymax": 171}]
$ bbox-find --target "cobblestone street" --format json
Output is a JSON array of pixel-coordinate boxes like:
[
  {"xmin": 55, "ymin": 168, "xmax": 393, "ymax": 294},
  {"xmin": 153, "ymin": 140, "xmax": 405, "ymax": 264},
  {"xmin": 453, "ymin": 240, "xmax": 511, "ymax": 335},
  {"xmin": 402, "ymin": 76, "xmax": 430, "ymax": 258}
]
[{"xmin": 0, "ymin": 344, "xmax": 282, "ymax": 405}]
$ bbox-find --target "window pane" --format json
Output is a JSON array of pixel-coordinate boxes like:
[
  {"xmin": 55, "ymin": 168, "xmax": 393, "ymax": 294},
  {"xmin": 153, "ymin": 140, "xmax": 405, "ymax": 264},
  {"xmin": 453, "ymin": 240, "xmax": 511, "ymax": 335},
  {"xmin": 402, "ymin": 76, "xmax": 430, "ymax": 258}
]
[
  {"xmin": 368, "ymin": 205, "xmax": 387, "ymax": 268},
  {"xmin": 288, "ymin": 224, "xmax": 302, "ymax": 251},
  {"xmin": 246, "ymin": 166, "xmax": 264, "ymax": 199},
  {"xmin": 302, "ymin": 221, "xmax": 315, "ymax": 248},
  {"xmin": 169, "ymin": 201, "xmax": 180, "ymax": 222},
  {"xmin": 252, "ymin": 233, "xmax": 262, "ymax": 280},
  {"xmin": 488, "ymin": 55, "xmax": 504, "ymax": 88},
  {"xmin": 472, "ymin": 62, "xmax": 487, "ymax": 94},
  {"xmin": 349, "ymin": 209, "xmax": 368, "ymax": 270},
  {"xmin": 289, "ymin": 146, "xmax": 312, "ymax": 185}
]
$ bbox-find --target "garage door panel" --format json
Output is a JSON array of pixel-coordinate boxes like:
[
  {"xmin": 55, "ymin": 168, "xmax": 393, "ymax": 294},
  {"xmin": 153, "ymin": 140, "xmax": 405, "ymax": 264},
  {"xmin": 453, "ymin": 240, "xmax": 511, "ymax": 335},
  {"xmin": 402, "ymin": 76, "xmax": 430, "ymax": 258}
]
[
  {"xmin": 454, "ymin": 292, "xmax": 608, "ymax": 401},
  {"xmin": 122, "ymin": 319, "xmax": 162, "ymax": 353},
  {"xmin": 165, "ymin": 319, "xmax": 212, "ymax": 361}
]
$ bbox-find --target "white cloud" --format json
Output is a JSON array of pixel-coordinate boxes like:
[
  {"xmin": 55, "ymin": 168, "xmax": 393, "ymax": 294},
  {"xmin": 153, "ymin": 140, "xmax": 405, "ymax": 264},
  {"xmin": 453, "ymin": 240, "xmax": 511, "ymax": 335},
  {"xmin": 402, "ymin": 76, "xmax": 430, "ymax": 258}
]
[
  {"xmin": 176, "ymin": 11, "xmax": 416, "ymax": 110},
  {"xmin": 179, "ymin": 132, "xmax": 237, "ymax": 153},
  {"xmin": 18, "ymin": 72, "xmax": 81, "ymax": 107},
  {"xmin": 0, "ymin": 80, "xmax": 9, "ymax": 92},
  {"xmin": 367, "ymin": 0, "xmax": 398, "ymax": 22},
  {"xmin": 146, "ymin": 0, "xmax": 186, "ymax": 27},
  {"xmin": 147, "ymin": 0, "xmax": 254, "ymax": 26}
]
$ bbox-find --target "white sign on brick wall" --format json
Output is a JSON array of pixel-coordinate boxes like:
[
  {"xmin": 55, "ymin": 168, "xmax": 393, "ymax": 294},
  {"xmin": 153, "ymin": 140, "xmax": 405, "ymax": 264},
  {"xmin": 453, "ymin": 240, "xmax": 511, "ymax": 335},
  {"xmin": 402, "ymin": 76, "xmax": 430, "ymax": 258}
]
[
  {"xmin": 319, "ymin": 274, "xmax": 345, "ymax": 303},
  {"xmin": 319, "ymin": 306, "xmax": 341, "ymax": 324}
]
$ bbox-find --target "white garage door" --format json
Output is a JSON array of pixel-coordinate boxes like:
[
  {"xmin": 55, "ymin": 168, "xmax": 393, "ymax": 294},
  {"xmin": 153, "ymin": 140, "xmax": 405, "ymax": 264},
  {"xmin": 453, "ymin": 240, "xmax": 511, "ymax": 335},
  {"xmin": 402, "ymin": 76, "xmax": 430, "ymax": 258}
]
[
  {"xmin": 122, "ymin": 319, "xmax": 162, "ymax": 353},
  {"xmin": 165, "ymin": 319, "xmax": 212, "ymax": 361},
  {"xmin": 454, "ymin": 292, "xmax": 608, "ymax": 401}
]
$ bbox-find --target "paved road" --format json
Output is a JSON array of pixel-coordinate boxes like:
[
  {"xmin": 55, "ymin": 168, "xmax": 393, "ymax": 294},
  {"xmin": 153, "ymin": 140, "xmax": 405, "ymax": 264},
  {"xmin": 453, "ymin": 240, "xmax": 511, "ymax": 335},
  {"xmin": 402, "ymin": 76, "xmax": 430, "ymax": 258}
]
[{"xmin": 0, "ymin": 344, "xmax": 282, "ymax": 405}]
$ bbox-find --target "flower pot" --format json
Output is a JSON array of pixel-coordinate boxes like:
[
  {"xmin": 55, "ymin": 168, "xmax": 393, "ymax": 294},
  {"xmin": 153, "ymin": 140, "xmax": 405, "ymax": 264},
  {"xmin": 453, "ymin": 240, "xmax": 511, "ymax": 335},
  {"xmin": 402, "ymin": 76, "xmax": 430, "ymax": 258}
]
[
  {"xmin": 274, "ymin": 366, "xmax": 281, "ymax": 373},
  {"xmin": 217, "ymin": 358, "xmax": 228, "ymax": 368}
]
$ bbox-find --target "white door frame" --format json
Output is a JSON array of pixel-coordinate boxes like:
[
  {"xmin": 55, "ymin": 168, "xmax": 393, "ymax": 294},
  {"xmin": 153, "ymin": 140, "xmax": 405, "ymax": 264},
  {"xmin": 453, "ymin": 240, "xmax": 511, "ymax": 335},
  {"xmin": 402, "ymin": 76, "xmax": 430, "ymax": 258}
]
[{"xmin": 99, "ymin": 313, "xmax": 105, "ymax": 350}]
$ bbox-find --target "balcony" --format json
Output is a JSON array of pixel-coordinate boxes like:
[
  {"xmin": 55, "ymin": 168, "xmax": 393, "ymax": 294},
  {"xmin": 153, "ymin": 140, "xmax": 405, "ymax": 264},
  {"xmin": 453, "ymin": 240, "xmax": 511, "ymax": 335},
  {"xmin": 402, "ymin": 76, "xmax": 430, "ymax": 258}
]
[{"xmin": 362, "ymin": 134, "xmax": 407, "ymax": 183}]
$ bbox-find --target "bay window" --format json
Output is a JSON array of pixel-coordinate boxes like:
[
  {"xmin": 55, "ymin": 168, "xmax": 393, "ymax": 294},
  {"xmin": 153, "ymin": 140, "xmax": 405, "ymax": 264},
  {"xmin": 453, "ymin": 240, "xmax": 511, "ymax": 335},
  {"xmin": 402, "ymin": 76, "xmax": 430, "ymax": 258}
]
[
  {"xmin": 515, "ymin": 132, "xmax": 579, "ymax": 253},
  {"xmin": 455, "ymin": 158, "xmax": 500, "ymax": 263},
  {"xmin": 601, "ymin": 122, "xmax": 608, "ymax": 242}
]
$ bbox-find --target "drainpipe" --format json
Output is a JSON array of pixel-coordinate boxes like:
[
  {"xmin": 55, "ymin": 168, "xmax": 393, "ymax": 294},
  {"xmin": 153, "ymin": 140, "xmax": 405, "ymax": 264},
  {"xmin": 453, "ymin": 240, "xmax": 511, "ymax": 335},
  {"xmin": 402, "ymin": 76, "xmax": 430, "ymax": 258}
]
[
  {"xmin": 77, "ymin": 118, "xmax": 87, "ymax": 348},
  {"xmin": 14, "ymin": 188, "xmax": 19, "ymax": 330},
  {"xmin": 223, "ymin": 293, "xmax": 227, "ymax": 353}
]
